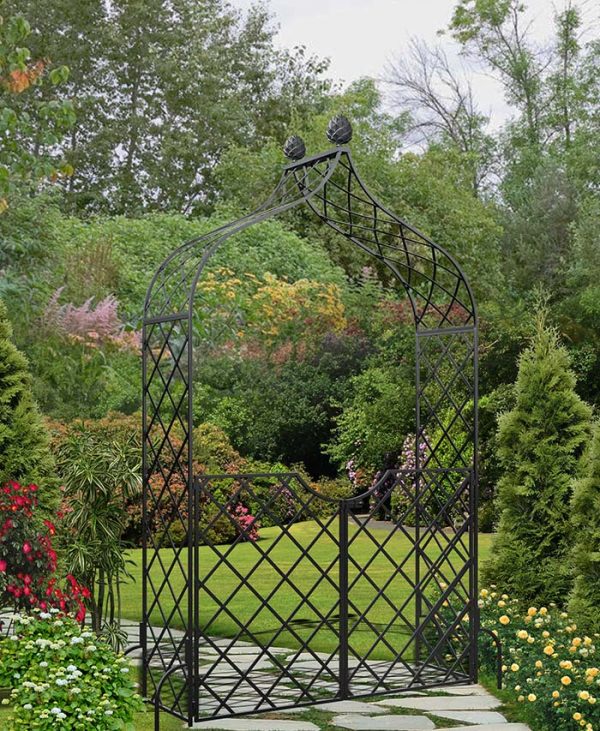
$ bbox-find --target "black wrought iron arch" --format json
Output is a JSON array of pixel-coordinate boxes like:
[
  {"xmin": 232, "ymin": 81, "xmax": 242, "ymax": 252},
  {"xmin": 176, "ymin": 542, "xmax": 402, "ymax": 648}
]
[{"xmin": 141, "ymin": 118, "xmax": 479, "ymax": 729}]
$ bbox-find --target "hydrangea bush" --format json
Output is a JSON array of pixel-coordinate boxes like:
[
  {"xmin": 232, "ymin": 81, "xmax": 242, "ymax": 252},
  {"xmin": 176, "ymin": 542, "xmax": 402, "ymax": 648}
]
[
  {"xmin": 0, "ymin": 611, "xmax": 142, "ymax": 729},
  {"xmin": 479, "ymin": 587, "xmax": 600, "ymax": 731}
]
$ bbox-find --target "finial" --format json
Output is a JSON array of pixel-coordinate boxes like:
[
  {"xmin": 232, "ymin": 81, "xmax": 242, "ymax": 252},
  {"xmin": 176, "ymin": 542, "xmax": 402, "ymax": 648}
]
[
  {"xmin": 326, "ymin": 115, "xmax": 352, "ymax": 145},
  {"xmin": 283, "ymin": 135, "xmax": 306, "ymax": 161}
]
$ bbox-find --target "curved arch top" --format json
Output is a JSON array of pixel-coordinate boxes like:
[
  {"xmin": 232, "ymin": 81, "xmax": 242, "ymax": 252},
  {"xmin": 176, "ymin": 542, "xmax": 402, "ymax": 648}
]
[{"xmin": 143, "ymin": 146, "xmax": 477, "ymax": 333}]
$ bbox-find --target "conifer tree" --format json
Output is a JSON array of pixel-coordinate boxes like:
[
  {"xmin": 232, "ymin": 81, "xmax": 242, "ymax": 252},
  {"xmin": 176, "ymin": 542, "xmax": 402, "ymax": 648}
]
[
  {"xmin": 0, "ymin": 300, "xmax": 55, "ymax": 504},
  {"xmin": 569, "ymin": 422, "xmax": 600, "ymax": 632},
  {"xmin": 483, "ymin": 313, "xmax": 592, "ymax": 604}
]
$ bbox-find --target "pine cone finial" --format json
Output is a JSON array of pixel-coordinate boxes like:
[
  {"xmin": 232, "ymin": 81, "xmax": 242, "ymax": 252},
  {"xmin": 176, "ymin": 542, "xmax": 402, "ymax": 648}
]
[
  {"xmin": 326, "ymin": 115, "xmax": 352, "ymax": 145},
  {"xmin": 283, "ymin": 135, "xmax": 306, "ymax": 161}
]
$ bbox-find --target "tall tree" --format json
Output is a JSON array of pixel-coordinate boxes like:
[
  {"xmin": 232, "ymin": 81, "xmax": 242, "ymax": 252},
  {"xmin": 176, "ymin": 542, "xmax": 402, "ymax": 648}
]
[
  {"xmin": 386, "ymin": 39, "xmax": 494, "ymax": 195},
  {"xmin": 6, "ymin": 0, "xmax": 330, "ymax": 214},
  {"xmin": 483, "ymin": 312, "xmax": 592, "ymax": 604},
  {"xmin": 449, "ymin": 0, "xmax": 544, "ymax": 147}
]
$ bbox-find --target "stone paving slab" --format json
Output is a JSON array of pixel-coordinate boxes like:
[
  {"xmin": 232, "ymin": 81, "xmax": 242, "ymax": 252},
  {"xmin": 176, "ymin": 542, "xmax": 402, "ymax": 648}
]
[
  {"xmin": 426, "ymin": 710, "xmax": 508, "ymax": 724},
  {"xmin": 377, "ymin": 695, "xmax": 501, "ymax": 711},
  {"xmin": 315, "ymin": 701, "xmax": 388, "ymax": 714},
  {"xmin": 331, "ymin": 714, "xmax": 435, "ymax": 730},
  {"xmin": 437, "ymin": 684, "xmax": 494, "ymax": 696},
  {"xmin": 191, "ymin": 720, "xmax": 320, "ymax": 730}
]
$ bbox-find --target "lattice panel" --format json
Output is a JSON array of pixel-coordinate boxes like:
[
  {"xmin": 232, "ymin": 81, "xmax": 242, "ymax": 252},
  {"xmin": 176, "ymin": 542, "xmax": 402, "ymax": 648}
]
[
  {"xmin": 143, "ymin": 316, "xmax": 192, "ymax": 720},
  {"xmin": 417, "ymin": 330, "xmax": 476, "ymax": 472}
]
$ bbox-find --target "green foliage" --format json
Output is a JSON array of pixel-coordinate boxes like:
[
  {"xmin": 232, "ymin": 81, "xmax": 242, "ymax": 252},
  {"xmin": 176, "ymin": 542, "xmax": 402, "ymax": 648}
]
[
  {"xmin": 197, "ymin": 329, "xmax": 369, "ymax": 477},
  {"xmin": 483, "ymin": 314, "xmax": 592, "ymax": 604},
  {"xmin": 0, "ymin": 6, "xmax": 74, "ymax": 209},
  {"xmin": 478, "ymin": 383, "xmax": 516, "ymax": 516},
  {"xmin": 52, "ymin": 419, "xmax": 142, "ymax": 634},
  {"xmin": 1, "ymin": 612, "xmax": 143, "ymax": 729},
  {"xmin": 569, "ymin": 422, "xmax": 600, "ymax": 634},
  {"xmin": 326, "ymin": 364, "xmax": 415, "ymax": 475},
  {"xmin": 192, "ymin": 422, "xmax": 242, "ymax": 471},
  {"xmin": 0, "ymin": 300, "xmax": 55, "ymax": 509}
]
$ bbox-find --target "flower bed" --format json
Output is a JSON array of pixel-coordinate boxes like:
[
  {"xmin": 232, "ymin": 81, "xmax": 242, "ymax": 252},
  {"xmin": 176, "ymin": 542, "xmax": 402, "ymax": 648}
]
[
  {"xmin": 0, "ymin": 610, "xmax": 142, "ymax": 729},
  {"xmin": 479, "ymin": 587, "xmax": 600, "ymax": 731}
]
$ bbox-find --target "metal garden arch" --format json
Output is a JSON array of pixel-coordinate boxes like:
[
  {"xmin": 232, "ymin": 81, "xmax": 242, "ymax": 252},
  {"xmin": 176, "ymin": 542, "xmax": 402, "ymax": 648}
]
[{"xmin": 141, "ymin": 117, "xmax": 479, "ymax": 728}]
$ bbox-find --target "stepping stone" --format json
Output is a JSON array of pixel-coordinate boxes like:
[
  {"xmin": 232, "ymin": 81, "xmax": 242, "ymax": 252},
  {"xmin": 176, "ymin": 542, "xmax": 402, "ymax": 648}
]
[
  {"xmin": 316, "ymin": 701, "xmax": 388, "ymax": 714},
  {"xmin": 436, "ymin": 684, "xmax": 492, "ymax": 696},
  {"xmin": 435, "ymin": 726, "xmax": 530, "ymax": 731},
  {"xmin": 427, "ymin": 711, "xmax": 507, "ymax": 724},
  {"xmin": 377, "ymin": 696, "xmax": 500, "ymax": 711},
  {"xmin": 192, "ymin": 720, "xmax": 320, "ymax": 730},
  {"xmin": 332, "ymin": 715, "xmax": 435, "ymax": 730}
]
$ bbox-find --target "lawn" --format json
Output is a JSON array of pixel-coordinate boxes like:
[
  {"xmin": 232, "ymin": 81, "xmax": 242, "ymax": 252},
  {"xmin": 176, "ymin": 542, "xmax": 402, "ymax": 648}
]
[{"xmin": 120, "ymin": 520, "xmax": 493, "ymax": 661}]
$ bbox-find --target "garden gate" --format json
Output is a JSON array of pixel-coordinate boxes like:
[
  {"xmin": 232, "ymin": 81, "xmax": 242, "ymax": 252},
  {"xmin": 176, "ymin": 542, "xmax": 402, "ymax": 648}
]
[{"xmin": 141, "ymin": 118, "xmax": 479, "ymax": 728}]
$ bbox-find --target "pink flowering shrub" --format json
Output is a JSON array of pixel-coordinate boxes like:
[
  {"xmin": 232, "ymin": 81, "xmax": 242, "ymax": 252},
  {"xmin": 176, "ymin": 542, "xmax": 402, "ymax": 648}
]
[
  {"xmin": 43, "ymin": 287, "xmax": 140, "ymax": 352},
  {"xmin": 228, "ymin": 503, "xmax": 260, "ymax": 542}
]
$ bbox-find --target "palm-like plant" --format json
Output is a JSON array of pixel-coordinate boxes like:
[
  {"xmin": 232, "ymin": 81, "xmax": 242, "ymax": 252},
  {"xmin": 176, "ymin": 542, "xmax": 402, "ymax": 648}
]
[{"xmin": 55, "ymin": 425, "xmax": 141, "ymax": 641}]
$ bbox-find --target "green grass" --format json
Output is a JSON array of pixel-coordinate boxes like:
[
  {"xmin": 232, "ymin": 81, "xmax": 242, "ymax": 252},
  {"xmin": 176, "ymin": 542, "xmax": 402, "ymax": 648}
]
[{"xmin": 120, "ymin": 521, "xmax": 493, "ymax": 660}]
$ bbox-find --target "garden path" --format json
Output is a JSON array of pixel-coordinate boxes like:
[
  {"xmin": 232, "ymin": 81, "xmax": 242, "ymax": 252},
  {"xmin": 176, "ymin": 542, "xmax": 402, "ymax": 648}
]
[{"xmin": 122, "ymin": 622, "xmax": 531, "ymax": 731}]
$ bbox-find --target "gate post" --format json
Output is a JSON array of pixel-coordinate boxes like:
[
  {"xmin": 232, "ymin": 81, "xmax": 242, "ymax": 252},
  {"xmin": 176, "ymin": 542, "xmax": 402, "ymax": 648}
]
[{"xmin": 339, "ymin": 501, "xmax": 349, "ymax": 699}]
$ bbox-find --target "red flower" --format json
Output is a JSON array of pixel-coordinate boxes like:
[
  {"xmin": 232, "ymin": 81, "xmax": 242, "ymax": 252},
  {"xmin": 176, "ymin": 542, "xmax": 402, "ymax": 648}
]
[
  {"xmin": 0, "ymin": 559, "xmax": 6, "ymax": 572},
  {"xmin": 22, "ymin": 541, "xmax": 32, "ymax": 554}
]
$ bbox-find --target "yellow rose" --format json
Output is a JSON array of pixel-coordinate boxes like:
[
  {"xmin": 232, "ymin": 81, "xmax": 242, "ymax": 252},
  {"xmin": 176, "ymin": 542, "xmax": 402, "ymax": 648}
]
[
  {"xmin": 511, "ymin": 663, "xmax": 520, "ymax": 672},
  {"xmin": 560, "ymin": 660, "xmax": 573, "ymax": 670},
  {"xmin": 517, "ymin": 630, "xmax": 529, "ymax": 640},
  {"xmin": 518, "ymin": 695, "xmax": 525, "ymax": 702},
  {"xmin": 540, "ymin": 607, "xmax": 548, "ymax": 616},
  {"xmin": 543, "ymin": 631, "xmax": 550, "ymax": 638},
  {"xmin": 589, "ymin": 697, "xmax": 597, "ymax": 705},
  {"xmin": 528, "ymin": 693, "xmax": 536, "ymax": 702},
  {"xmin": 552, "ymin": 691, "xmax": 560, "ymax": 698},
  {"xmin": 562, "ymin": 676, "xmax": 572, "ymax": 686},
  {"xmin": 574, "ymin": 638, "xmax": 583, "ymax": 647},
  {"xmin": 499, "ymin": 615, "xmax": 510, "ymax": 625},
  {"xmin": 528, "ymin": 607, "xmax": 537, "ymax": 617},
  {"xmin": 481, "ymin": 589, "xmax": 489, "ymax": 598},
  {"xmin": 544, "ymin": 645, "xmax": 555, "ymax": 656},
  {"xmin": 580, "ymin": 691, "xmax": 591, "ymax": 700},
  {"xmin": 574, "ymin": 713, "xmax": 582, "ymax": 721},
  {"xmin": 535, "ymin": 661, "xmax": 543, "ymax": 669}
]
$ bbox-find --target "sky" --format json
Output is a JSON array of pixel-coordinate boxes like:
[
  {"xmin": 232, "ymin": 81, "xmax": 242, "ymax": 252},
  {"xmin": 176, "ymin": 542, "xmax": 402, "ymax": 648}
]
[{"xmin": 234, "ymin": 0, "xmax": 598, "ymax": 131}]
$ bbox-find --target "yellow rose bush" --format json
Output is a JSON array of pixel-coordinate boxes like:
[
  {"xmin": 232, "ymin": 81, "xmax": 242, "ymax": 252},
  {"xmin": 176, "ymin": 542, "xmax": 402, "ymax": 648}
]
[{"xmin": 479, "ymin": 588, "xmax": 600, "ymax": 731}]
